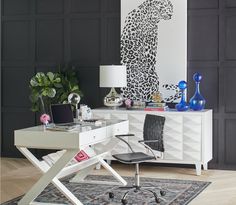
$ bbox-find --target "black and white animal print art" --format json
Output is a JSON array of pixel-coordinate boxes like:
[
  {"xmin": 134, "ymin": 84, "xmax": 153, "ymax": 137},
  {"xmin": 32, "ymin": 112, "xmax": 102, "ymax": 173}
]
[{"xmin": 121, "ymin": 0, "xmax": 180, "ymax": 102}]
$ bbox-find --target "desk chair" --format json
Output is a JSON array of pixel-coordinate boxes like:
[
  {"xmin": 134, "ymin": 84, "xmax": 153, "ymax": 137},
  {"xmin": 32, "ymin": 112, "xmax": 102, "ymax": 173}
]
[{"xmin": 109, "ymin": 114, "xmax": 166, "ymax": 204}]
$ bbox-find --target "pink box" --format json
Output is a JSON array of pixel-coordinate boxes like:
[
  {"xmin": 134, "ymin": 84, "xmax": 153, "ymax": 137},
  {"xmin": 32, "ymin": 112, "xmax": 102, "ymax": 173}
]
[{"xmin": 74, "ymin": 150, "xmax": 89, "ymax": 162}]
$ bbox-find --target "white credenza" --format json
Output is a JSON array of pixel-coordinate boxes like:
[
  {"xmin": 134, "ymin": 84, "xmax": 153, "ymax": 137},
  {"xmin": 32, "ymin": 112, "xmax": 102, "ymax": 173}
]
[{"xmin": 92, "ymin": 108, "xmax": 212, "ymax": 175}]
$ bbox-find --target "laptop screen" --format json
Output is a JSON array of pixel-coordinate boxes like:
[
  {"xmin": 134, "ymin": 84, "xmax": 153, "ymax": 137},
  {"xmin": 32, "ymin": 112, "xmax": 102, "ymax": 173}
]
[{"xmin": 51, "ymin": 104, "xmax": 74, "ymax": 124}]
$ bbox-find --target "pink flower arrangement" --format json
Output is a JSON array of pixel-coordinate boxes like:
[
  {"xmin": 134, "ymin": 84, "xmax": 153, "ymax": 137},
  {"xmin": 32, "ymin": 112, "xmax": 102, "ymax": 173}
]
[{"xmin": 40, "ymin": 114, "xmax": 50, "ymax": 125}]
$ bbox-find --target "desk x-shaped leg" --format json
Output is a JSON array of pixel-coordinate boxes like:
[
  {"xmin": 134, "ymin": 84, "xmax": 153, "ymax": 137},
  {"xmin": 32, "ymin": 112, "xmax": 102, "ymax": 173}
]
[
  {"xmin": 17, "ymin": 145, "xmax": 127, "ymax": 205},
  {"xmin": 17, "ymin": 147, "xmax": 82, "ymax": 205}
]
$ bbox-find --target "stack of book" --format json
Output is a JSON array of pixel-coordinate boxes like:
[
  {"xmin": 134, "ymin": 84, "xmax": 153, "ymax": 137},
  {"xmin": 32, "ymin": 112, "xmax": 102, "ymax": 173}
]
[
  {"xmin": 42, "ymin": 148, "xmax": 93, "ymax": 167},
  {"xmin": 144, "ymin": 102, "xmax": 169, "ymax": 111}
]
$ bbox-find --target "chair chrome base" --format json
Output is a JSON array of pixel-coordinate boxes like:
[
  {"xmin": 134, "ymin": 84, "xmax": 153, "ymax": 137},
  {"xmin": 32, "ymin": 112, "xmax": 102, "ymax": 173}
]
[{"xmin": 108, "ymin": 163, "xmax": 166, "ymax": 204}]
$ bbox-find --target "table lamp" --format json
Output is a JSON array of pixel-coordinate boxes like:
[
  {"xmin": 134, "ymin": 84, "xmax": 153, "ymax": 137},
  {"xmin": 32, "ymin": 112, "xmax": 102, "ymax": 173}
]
[{"xmin": 100, "ymin": 65, "xmax": 127, "ymax": 107}]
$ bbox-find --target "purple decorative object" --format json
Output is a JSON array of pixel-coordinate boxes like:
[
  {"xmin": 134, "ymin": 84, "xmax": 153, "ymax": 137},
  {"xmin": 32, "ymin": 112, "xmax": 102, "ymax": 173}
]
[
  {"xmin": 189, "ymin": 73, "xmax": 206, "ymax": 111},
  {"xmin": 175, "ymin": 81, "xmax": 189, "ymax": 111},
  {"xmin": 125, "ymin": 99, "xmax": 132, "ymax": 109}
]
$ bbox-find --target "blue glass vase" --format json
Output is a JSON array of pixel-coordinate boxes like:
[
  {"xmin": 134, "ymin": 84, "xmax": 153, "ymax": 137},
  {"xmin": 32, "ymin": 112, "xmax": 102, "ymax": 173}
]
[
  {"xmin": 175, "ymin": 81, "xmax": 189, "ymax": 111},
  {"xmin": 190, "ymin": 73, "xmax": 206, "ymax": 111}
]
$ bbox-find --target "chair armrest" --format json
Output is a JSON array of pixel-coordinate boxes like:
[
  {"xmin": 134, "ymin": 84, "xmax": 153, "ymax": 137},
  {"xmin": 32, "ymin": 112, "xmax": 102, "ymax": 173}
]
[
  {"xmin": 138, "ymin": 141, "xmax": 158, "ymax": 160},
  {"xmin": 138, "ymin": 139, "xmax": 159, "ymax": 143},
  {"xmin": 115, "ymin": 134, "xmax": 135, "ymax": 137},
  {"xmin": 115, "ymin": 135, "xmax": 135, "ymax": 153}
]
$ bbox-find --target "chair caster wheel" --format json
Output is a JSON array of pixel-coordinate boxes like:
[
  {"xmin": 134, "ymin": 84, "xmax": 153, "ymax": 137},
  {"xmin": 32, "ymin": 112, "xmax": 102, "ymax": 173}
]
[
  {"xmin": 155, "ymin": 197, "xmax": 161, "ymax": 203},
  {"xmin": 121, "ymin": 198, "xmax": 128, "ymax": 205},
  {"xmin": 160, "ymin": 190, "xmax": 166, "ymax": 196},
  {"xmin": 108, "ymin": 192, "xmax": 114, "ymax": 199}
]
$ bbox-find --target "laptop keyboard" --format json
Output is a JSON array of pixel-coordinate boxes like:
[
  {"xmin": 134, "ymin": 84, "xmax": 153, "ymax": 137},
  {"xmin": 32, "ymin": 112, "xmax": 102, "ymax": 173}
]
[{"xmin": 56, "ymin": 122, "xmax": 80, "ymax": 126}]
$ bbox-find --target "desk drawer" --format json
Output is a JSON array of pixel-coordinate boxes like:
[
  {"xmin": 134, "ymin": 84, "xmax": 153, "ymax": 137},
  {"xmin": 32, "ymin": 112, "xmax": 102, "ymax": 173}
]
[{"xmin": 79, "ymin": 127, "xmax": 107, "ymax": 147}]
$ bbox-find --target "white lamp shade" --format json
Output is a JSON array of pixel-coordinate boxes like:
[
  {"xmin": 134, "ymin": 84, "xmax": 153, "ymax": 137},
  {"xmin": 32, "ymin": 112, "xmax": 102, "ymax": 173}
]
[{"xmin": 99, "ymin": 65, "xmax": 127, "ymax": 87}]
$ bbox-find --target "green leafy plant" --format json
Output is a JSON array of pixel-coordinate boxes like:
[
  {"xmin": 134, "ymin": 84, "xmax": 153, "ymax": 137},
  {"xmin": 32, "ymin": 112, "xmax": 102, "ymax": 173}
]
[
  {"xmin": 56, "ymin": 68, "xmax": 82, "ymax": 104},
  {"xmin": 29, "ymin": 67, "xmax": 82, "ymax": 113}
]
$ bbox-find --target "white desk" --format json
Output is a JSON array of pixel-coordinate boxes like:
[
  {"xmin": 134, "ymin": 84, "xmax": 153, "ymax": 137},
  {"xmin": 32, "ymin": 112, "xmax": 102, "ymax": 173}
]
[{"xmin": 14, "ymin": 120, "xmax": 129, "ymax": 205}]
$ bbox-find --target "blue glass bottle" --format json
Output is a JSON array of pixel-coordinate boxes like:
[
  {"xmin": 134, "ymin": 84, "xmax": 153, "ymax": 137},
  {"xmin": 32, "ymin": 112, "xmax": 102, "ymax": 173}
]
[
  {"xmin": 176, "ymin": 81, "xmax": 189, "ymax": 111},
  {"xmin": 189, "ymin": 73, "xmax": 206, "ymax": 111}
]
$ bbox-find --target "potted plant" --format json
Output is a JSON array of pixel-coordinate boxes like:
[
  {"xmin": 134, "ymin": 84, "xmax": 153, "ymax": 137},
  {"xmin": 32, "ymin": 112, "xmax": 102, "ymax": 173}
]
[{"xmin": 29, "ymin": 67, "xmax": 82, "ymax": 115}]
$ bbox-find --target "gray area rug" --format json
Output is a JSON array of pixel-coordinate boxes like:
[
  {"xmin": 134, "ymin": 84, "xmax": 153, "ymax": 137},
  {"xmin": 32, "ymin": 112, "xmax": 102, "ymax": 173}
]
[{"xmin": 2, "ymin": 175, "xmax": 210, "ymax": 205}]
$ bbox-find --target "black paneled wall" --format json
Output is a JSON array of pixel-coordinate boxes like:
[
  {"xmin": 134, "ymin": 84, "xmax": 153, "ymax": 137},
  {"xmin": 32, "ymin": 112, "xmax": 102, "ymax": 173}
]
[
  {"xmin": 1, "ymin": 0, "xmax": 236, "ymax": 169},
  {"xmin": 188, "ymin": 0, "xmax": 236, "ymax": 170},
  {"xmin": 1, "ymin": 0, "xmax": 120, "ymax": 157}
]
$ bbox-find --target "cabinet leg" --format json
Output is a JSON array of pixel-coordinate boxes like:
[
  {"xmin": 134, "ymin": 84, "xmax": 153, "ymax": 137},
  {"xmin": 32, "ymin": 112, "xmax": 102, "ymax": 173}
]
[
  {"xmin": 203, "ymin": 163, "xmax": 208, "ymax": 170},
  {"xmin": 70, "ymin": 164, "xmax": 96, "ymax": 183},
  {"xmin": 96, "ymin": 163, "xmax": 101, "ymax": 170},
  {"xmin": 107, "ymin": 160, "xmax": 111, "ymax": 165},
  {"xmin": 195, "ymin": 163, "xmax": 202, "ymax": 176},
  {"xmin": 96, "ymin": 160, "xmax": 111, "ymax": 169}
]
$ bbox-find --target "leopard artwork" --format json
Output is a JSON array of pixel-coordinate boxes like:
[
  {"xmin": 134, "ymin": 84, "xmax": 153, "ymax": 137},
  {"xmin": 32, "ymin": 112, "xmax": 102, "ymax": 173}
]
[{"xmin": 121, "ymin": 0, "xmax": 174, "ymax": 101}]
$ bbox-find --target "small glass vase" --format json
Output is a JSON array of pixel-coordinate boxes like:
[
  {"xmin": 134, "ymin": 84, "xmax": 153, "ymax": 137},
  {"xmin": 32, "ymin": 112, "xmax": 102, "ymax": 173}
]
[
  {"xmin": 175, "ymin": 81, "xmax": 189, "ymax": 111},
  {"xmin": 38, "ymin": 96, "xmax": 51, "ymax": 122},
  {"xmin": 189, "ymin": 73, "xmax": 206, "ymax": 111}
]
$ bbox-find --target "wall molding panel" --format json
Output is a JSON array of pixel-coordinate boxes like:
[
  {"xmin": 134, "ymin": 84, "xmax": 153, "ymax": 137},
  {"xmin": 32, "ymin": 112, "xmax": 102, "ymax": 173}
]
[{"xmin": 188, "ymin": 0, "xmax": 236, "ymax": 170}]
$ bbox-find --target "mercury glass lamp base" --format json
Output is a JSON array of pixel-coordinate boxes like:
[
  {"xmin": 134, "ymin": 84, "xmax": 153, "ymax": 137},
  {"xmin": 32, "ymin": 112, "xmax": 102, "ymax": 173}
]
[{"xmin": 104, "ymin": 87, "xmax": 123, "ymax": 107}]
